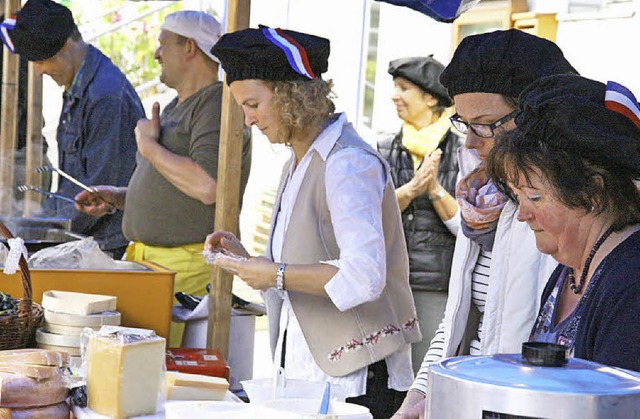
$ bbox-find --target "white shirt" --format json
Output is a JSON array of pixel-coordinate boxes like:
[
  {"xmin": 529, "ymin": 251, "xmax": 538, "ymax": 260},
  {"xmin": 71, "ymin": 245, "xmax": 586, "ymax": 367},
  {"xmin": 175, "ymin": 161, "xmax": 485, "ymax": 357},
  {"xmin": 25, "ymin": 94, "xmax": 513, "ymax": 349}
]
[{"xmin": 271, "ymin": 113, "xmax": 414, "ymax": 397}]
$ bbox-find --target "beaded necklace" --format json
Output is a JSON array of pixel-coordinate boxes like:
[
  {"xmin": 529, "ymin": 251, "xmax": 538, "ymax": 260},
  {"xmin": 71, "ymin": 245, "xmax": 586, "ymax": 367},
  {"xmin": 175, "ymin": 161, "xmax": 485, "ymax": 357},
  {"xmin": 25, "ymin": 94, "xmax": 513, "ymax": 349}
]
[{"xmin": 567, "ymin": 226, "xmax": 614, "ymax": 294}]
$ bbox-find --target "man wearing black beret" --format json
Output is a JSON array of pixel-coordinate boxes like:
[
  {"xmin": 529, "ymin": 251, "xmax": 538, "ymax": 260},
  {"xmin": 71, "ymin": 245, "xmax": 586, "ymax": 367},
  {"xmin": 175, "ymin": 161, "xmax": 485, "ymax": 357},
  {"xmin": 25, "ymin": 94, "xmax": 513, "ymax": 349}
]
[{"xmin": 1, "ymin": 0, "xmax": 144, "ymax": 259}]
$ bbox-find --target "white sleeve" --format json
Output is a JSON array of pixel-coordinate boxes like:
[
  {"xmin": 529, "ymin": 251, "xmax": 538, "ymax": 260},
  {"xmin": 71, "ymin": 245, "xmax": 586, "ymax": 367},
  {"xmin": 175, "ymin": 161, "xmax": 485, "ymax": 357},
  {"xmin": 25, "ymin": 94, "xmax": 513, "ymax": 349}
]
[{"xmin": 323, "ymin": 148, "xmax": 387, "ymax": 312}]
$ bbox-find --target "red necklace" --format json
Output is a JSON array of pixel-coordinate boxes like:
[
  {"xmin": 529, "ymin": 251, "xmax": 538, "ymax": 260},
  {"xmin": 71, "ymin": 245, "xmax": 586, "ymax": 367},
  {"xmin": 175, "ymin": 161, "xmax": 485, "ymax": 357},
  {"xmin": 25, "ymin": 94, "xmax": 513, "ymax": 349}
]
[{"xmin": 567, "ymin": 226, "xmax": 614, "ymax": 294}]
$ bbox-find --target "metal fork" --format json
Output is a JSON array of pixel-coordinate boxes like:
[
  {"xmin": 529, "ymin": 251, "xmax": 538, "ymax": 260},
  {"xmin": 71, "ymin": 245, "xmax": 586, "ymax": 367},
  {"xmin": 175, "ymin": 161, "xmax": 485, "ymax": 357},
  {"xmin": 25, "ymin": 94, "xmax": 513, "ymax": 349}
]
[
  {"xmin": 35, "ymin": 165, "xmax": 96, "ymax": 193},
  {"xmin": 17, "ymin": 185, "xmax": 78, "ymax": 205},
  {"xmin": 34, "ymin": 165, "xmax": 116, "ymax": 208}
]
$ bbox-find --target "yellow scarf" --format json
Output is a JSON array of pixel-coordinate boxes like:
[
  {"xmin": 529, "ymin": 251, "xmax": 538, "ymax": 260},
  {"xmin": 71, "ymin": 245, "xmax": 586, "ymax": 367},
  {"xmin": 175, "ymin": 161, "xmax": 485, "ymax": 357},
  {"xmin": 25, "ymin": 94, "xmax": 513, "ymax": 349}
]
[{"xmin": 402, "ymin": 108, "xmax": 454, "ymax": 170}]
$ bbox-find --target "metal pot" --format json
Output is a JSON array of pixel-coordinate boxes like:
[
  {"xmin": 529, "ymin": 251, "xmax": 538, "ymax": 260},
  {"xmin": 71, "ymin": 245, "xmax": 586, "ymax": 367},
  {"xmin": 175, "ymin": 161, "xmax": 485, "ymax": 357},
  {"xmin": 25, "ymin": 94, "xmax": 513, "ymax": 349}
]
[
  {"xmin": 427, "ymin": 343, "xmax": 640, "ymax": 418},
  {"xmin": 0, "ymin": 216, "xmax": 84, "ymax": 254}
]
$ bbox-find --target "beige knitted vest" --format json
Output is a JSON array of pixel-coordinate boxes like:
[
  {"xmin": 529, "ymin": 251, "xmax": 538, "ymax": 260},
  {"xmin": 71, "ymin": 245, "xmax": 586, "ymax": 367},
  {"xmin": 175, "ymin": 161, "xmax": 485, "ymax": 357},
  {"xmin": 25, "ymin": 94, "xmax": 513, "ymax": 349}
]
[{"xmin": 263, "ymin": 122, "xmax": 421, "ymax": 377}]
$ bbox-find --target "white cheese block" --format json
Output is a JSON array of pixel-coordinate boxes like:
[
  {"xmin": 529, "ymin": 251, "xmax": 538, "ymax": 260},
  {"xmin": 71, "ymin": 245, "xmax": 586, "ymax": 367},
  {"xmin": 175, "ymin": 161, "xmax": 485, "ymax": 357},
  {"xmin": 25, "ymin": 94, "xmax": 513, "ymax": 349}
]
[
  {"xmin": 42, "ymin": 322, "xmax": 99, "ymax": 336},
  {"xmin": 42, "ymin": 290, "xmax": 117, "ymax": 315},
  {"xmin": 166, "ymin": 371, "xmax": 229, "ymax": 389},
  {"xmin": 87, "ymin": 327, "xmax": 166, "ymax": 419},
  {"xmin": 0, "ymin": 372, "xmax": 68, "ymax": 408},
  {"xmin": 0, "ymin": 349, "xmax": 69, "ymax": 367},
  {"xmin": 44, "ymin": 309, "xmax": 121, "ymax": 327},
  {"xmin": 0, "ymin": 401, "xmax": 70, "ymax": 419},
  {"xmin": 35, "ymin": 329, "xmax": 81, "ymax": 348},
  {"xmin": 165, "ymin": 371, "xmax": 229, "ymax": 401},
  {"xmin": 166, "ymin": 384, "xmax": 228, "ymax": 401},
  {"xmin": 0, "ymin": 362, "xmax": 60, "ymax": 381}
]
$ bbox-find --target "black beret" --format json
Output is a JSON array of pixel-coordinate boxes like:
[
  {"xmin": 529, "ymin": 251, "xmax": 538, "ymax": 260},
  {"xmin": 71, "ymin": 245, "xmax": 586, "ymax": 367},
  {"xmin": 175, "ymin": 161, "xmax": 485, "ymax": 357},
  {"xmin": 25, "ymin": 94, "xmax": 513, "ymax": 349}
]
[
  {"xmin": 211, "ymin": 26, "xmax": 330, "ymax": 85},
  {"xmin": 516, "ymin": 74, "xmax": 640, "ymax": 172},
  {"xmin": 440, "ymin": 29, "xmax": 578, "ymax": 99},
  {"xmin": 5, "ymin": 0, "xmax": 75, "ymax": 61},
  {"xmin": 388, "ymin": 56, "xmax": 452, "ymax": 107}
]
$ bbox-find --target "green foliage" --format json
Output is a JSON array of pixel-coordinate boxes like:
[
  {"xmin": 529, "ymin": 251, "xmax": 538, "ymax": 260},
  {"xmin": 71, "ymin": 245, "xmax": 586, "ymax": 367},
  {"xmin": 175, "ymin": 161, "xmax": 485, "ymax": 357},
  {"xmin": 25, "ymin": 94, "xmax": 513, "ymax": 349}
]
[{"xmin": 68, "ymin": 1, "xmax": 182, "ymax": 98}]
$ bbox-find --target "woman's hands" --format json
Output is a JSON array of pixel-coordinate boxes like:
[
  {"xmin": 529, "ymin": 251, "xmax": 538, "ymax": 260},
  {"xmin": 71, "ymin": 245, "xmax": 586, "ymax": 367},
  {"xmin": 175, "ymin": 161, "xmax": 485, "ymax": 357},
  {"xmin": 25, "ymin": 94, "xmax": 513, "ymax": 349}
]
[
  {"xmin": 204, "ymin": 231, "xmax": 250, "ymax": 258},
  {"xmin": 205, "ymin": 231, "xmax": 278, "ymax": 291},
  {"xmin": 411, "ymin": 149, "xmax": 443, "ymax": 198},
  {"xmin": 391, "ymin": 390, "xmax": 426, "ymax": 419},
  {"xmin": 396, "ymin": 149, "xmax": 444, "ymax": 211}
]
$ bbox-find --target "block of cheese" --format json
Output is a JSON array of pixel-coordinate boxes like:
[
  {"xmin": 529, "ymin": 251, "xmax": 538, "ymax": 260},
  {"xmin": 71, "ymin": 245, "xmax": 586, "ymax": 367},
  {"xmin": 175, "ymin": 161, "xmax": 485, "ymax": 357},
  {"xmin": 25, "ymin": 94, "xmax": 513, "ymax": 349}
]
[
  {"xmin": 0, "ymin": 362, "xmax": 60, "ymax": 381},
  {"xmin": 42, "ymin": 290, "xmax": 117, "ymax": 315},
  {"xmin": 36, "ymin": 329, "xmax": 81, "ymax": 348},
  {"xmin": 87, "ymin": 326, "xmax": 166, "ymax": 419},
  {"xmin": 165, "ymin": 371, "xmax": 229, "ymax": 401},
  {"xmin": 0, "ymin": 401, "xmax": 70, "ymax": 419},
  {"xmin": 0, "ymin": 372, "xmax": 68, "ymax": 408},
  {"xmin": 0, "ymin": 349, "xmax": 69, "ymax": 367},
  {"xmin": 35, "ymin": 343, "xmax": 81, "ymax": 357},
  {"xmin": 42, "ymin": 322, "xmax": 100, "ymax": 336},
  {"xmin": 44, "ymin": 309, "xmax": 121, "ymax": 327}
]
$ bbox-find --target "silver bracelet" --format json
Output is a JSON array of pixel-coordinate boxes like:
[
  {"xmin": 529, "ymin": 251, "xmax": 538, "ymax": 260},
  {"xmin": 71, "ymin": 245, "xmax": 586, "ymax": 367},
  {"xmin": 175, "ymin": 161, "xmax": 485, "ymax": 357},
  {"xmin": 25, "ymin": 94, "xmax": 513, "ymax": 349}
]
[
  {"xmin": 428, "ymin": 187, "xmax": 447, "ymax": 201},
  {"xmin": 275, "ymin": 262, "xmax": 287, "ymax": 291}
]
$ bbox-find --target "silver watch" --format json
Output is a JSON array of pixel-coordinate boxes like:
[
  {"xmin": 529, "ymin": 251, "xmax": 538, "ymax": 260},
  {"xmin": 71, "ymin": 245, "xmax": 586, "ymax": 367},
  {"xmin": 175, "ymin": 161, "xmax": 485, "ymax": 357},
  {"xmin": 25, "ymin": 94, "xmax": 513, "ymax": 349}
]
[{"xmin": 276, "ymin": 262, "xmax": 287, "ymax": 291}]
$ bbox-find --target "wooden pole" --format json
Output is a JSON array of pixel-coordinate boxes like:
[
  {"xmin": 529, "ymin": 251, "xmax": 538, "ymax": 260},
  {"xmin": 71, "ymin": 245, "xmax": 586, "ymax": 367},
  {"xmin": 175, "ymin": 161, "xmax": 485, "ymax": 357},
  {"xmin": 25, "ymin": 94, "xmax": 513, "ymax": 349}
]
[
  {"xmin": 207, "ymin": 0, "xmax": 251, "ymax": 356},
  {"xmin": 23, "ymin": 64, "xmax": 44, "ymax": 216},
  {"xmin": 0, "ymin": 0, "xmax": 21, "ymax": 215}
]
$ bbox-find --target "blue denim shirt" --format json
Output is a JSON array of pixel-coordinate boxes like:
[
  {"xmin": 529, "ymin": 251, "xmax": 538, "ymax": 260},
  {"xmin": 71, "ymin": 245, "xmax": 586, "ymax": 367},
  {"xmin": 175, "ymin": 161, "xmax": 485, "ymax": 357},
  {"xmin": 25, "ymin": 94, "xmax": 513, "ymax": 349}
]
[{"xmin": 42, "ymin": 45, "xmax": 144, "ymax": 251}]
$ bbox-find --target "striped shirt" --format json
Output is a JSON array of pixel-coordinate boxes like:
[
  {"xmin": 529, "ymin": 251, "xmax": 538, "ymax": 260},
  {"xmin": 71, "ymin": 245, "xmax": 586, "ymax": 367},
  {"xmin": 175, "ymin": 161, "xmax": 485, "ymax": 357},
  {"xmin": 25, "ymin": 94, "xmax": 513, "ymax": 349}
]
[{"xmin": 412, "ymin": 250, "xmax": 493, "ymax": 393}]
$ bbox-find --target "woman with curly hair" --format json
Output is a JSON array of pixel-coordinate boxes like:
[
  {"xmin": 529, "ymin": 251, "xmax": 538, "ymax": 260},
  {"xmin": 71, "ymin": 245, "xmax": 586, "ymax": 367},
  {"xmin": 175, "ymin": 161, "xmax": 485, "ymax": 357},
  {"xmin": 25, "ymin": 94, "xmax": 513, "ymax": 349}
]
[{"xmin": 205, "ymin": 27, "xmax": 421, "ymax": 417}]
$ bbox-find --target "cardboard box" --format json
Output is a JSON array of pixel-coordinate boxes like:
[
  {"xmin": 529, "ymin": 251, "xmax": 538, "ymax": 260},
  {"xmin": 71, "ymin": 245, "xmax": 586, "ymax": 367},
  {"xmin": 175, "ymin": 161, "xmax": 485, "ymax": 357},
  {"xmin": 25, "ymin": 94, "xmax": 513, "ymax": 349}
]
[
  {"xmin": 166, "ymin": 347, "xmax": 230, "ymax": 381},
  {"xmin": 1, "ymin": 261, "xmax": 175, "ymax": 339}
]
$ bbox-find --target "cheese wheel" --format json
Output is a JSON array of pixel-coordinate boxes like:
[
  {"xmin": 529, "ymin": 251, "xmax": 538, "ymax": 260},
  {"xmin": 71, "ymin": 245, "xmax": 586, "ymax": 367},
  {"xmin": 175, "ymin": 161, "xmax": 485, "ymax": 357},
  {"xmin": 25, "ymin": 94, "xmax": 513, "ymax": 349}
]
[
  {"xmin": 0, "ymin": 401, "xmax": 69, "ymax": 419},
  {"xmin": 43, "ymin": 322, "xmax": 100, "ymax": 336},
  {"xmin": 0, "ymin": 372, "xmax": 68, "ymax": 408},
  {"xmin": 0, "ymin": 363, "xmax": 60, "ymax": 381},
  {"xmin": 35, "ymin": 329, "xmax": 81, "ymax": 348},
  {"xmin": 0, "ymin": 349, "xmax": 69, "ymax": 367},
  {"xmin": 44, "ymin": 309, "xmax": 121, "ymax": 327}
]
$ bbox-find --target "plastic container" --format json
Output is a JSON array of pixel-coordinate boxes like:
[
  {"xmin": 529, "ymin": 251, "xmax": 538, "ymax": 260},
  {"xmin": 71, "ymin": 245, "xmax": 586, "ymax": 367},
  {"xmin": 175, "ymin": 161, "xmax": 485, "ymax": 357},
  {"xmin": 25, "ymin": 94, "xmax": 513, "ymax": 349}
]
[
  {"xmin": 165, "ymin": 401, "xmax": 251, "ymax": 419},
  {"xmin": 241, "ymin": 377, "xmax": 348, "ymax": 405},
  {"xmin": 260, "ymin": 399, "xmax": 372, "ymax": 419}
]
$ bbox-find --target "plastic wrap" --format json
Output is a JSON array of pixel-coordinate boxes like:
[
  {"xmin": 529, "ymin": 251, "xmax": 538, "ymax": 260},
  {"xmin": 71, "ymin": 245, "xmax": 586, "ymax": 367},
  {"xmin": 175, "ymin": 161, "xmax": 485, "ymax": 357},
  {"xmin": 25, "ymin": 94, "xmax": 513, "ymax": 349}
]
[
  {"xmin": 82, "ymin": 326, "xmax": 166, "ymax": 419},
  {"xmin": 28, "ymin": 237, "xmax": 118, "ymax": 270},
  {"xmin": 202, "ymin": 249, "xmax": 246, "ymax": 274}
]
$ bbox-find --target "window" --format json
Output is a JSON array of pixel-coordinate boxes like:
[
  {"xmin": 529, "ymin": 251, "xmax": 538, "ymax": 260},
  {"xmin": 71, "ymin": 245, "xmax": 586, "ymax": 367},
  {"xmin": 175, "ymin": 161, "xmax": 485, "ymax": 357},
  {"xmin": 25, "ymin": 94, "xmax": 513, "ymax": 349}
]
[{"xmin": 361, "ymin": 1, "xmax": 380, "ymax": 128}]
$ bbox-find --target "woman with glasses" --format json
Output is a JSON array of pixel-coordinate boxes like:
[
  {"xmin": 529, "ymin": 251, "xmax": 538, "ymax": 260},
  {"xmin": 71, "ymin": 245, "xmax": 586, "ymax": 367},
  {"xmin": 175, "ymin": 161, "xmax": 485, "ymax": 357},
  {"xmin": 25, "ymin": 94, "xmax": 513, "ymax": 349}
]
[
  {"xmin": 393, "ymin": 29, "xmax": 577, "ymax": 419},
  {"xmin": 377, "ymin": 56, "xmax": 463, "ymax": 374}
]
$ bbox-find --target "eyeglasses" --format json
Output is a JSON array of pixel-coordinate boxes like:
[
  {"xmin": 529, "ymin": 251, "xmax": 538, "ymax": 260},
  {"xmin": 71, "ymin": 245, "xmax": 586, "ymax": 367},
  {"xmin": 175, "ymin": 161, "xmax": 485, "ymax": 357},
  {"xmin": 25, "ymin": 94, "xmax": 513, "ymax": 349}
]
[{"xmin": 449, "ymin": 110, "xmax": 518, "ymax": 138}]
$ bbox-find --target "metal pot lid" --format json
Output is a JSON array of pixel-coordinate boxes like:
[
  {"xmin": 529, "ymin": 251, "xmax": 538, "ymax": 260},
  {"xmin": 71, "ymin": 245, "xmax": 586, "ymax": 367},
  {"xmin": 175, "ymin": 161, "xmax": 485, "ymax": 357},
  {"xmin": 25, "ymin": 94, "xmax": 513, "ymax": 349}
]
[{"xmin": 433, "ymin": 354, "xmax": 640, "ymax": 395}]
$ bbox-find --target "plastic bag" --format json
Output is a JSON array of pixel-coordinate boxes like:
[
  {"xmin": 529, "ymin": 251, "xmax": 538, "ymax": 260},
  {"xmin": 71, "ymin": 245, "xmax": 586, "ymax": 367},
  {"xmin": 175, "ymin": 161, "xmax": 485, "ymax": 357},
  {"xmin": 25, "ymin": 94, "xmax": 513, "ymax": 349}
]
[{"xmin": 28, "ymin": 237, "xmax": 118, "ymax": 270}]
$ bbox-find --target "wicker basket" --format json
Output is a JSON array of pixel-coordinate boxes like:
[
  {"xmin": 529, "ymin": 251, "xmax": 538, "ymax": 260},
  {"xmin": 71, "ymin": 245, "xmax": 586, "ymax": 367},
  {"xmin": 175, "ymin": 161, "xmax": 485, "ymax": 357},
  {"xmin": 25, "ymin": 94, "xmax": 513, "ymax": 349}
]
[{"xmin": 0, "ymin": 221, "xmax": 44, "ymax": 350}]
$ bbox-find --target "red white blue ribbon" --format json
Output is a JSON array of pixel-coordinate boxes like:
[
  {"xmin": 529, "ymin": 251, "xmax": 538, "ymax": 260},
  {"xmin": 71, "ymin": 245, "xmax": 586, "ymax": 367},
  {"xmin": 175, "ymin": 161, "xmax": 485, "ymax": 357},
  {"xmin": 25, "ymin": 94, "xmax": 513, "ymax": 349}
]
[
  {"xmin": 0, "ymin": 18, "xmax": 16, "ymax": 54},
  {"xmin": 605, "ymin": 81, "xmax": 640, "ymax": 129},
  {"xmin": 261, "ymin": 27, "xmax": 316, "ymax": 80}
]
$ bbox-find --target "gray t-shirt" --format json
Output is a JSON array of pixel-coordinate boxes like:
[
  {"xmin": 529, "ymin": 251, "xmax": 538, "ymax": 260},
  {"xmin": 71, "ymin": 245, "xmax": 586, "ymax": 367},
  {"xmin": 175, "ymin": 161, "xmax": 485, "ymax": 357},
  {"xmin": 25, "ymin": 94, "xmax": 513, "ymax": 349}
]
[{"xmin": 123, "ymin": 82, "xmax": 251, "ymax": 246}]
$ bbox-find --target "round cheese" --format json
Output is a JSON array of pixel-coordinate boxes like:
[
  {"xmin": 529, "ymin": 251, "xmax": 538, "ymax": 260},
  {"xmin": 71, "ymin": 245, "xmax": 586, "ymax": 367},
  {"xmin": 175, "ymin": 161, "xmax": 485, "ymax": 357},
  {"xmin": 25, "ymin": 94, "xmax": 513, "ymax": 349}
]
[
  {"xmin": 35, "ymin": 329, "xmax": 80, "ymax": 348},
  {"xmin": 0, "ymin": 373, "xmax": 68, "ymax": 408},
  {"xmin": 42, "ymin": 322, "xmax": 99, "ymax": 336},
  {"xmin": 0, "ymin": 401, "xmax": 69, "ymax": 418},
  {"xmin": 43, "ymin": 309, "xmax": 121, "ymax": 327}
]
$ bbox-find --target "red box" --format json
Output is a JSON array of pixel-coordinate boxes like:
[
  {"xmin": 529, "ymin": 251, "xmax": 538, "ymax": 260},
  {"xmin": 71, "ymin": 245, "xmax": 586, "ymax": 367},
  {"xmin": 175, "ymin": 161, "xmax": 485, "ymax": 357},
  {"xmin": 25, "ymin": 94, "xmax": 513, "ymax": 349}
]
[{"xmin": 166, "ymin": 347, "xmax": 230, "ymax": 381}]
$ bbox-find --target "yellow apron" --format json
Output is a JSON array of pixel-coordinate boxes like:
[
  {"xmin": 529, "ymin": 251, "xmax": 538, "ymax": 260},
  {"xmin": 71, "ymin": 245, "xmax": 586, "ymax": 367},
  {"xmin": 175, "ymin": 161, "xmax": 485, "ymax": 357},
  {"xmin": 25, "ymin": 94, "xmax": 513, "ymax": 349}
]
[{"xmin": 126, "ymin": 241, "xmax": 212, "ymax": 347}]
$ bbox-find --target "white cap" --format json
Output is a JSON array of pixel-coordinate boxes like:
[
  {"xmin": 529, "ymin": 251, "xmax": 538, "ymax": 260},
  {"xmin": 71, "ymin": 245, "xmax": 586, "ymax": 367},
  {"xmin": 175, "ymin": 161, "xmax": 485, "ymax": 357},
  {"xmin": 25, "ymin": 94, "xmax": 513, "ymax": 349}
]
[{"xmin": 161, "ymin": 10, "xmax": 222, "ymax": 63}]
